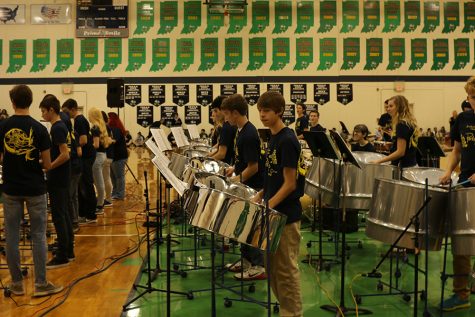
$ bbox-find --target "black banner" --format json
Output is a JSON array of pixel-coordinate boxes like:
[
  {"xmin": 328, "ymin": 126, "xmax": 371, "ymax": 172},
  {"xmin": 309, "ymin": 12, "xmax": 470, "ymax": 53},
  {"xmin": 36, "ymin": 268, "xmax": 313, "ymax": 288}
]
[
  {"xmin": 149, "ymin": 84, "xmax": 165, "ymax": 107},
  {"xmin": 161, "ymin": 105, "xmax": 177, "ymax": 127},
  {"xmin": 137, "ymin": 105, "xmax": 153, "ymax": 127},
  {"xmin": 337, "ymin": 83, "xmax": 353, "ymax": 105},
  {"xmin": 185, "ymin": 105, "xmax": 202, "ymax": 125},
  {"xmin": 244, "ymin": 84, "xmax": 260, "ymax": 106},
  {"xmin": 290, "ymin": 84, "xmax": 307, "ymax": 103},
  {"xmin": 282, "ymin": 104, "xmax": 295, "ymax": 125},
  {"xmin": 305, "ymin": 103, "xmax": 318, "ymax": 115},
  {"xmin": 267, "ymin": 83, "xmax": 284, "ymax": 95},
  {"xmin": 172, "ymin": 84, "xmax": 189, "ymax": 106},
  {"xmin": 197, "ymin": 84, "xmax": 213, "ymax": 106},
  {"xmin": 314, "ymin": 84, "xmax": 330, "ymax": 105},
  {"xmin": 125, "ymin": 84, "xmax": 141, "ymax": 106},
  {"xmin": 220, "ymin": 84, "xmax": 237, "ymax": 96}
]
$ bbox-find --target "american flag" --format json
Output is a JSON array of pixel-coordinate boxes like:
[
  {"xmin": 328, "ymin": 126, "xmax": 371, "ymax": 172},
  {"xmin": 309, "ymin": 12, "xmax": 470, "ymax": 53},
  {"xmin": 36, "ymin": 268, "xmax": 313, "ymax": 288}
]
[{"xmin": 41, "ymin": 6, "xmax": 60, "ymax": 19}]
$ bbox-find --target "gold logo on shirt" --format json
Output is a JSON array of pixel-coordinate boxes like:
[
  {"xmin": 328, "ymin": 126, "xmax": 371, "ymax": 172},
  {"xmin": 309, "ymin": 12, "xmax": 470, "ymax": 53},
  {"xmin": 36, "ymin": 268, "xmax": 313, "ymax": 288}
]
[{"xmin": 4, "ymin": 128, "xmax": 36, "ymax": 161}]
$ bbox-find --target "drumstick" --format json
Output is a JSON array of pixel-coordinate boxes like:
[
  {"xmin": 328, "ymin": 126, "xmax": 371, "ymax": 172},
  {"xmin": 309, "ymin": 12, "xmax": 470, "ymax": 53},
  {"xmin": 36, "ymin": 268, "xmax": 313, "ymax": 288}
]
[{"xmin": 453, "ymin": 179, "xmax": 471, "ymax": 187}]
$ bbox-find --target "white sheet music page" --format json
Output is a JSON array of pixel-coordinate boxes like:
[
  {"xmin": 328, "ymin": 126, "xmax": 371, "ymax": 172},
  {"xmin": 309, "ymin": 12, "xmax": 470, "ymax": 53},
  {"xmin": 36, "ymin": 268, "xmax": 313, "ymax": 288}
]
[
  {"xmin": 187, "ymin": 124, "xmax": 200, "ymax": 140},
  {"xmin": 170, "ymin": 127, "xmax": 190, "ymax": 148},
  {"xmin": 150, "ymin": 128, "xmax": 172, "ymax": 151},
  {"xmin": 146, "ymin": 139, "xmax": 170, "ymax": 165},
  {"xmin": 151, "ymin": 156, "xmax": 187, "ymax": 196}
]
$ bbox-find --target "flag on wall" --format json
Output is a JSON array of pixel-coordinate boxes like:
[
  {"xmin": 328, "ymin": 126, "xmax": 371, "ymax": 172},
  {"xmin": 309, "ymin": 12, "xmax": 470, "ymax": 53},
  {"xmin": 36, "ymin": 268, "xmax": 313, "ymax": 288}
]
[
  {"xmin": 364, "ymin": 38, "xmax": 382, "ymax": 70},
  {"xmin": 462, "ymin": 2, "xmax": 475, "ymax": 33},
  {"xmin": 341, "ymin": 0, "xmax": 359, "ymax": 33},
  {"xmin": 150, "ymin": 38, "xmax": 170, "ymax": 71},
  {"xmin": 174, "ymin": 38, "xmax": 194, "ymax": 71},
  {"xmin": 317, "ymin": 38, "xmax": 336, "ymax": 70},
  {"xmin": 295, "ymin": 1, "xmax": 314, "ymax": 34},
  {"xmin": 126, "ymin": 38, "xmax": 146, "ymax": 72},
  {"xmin": 362, "ymin": 1, "xmax": 380, "ymax": 33},
  {"xmin": 270, "ymin": 38, "xmax": 289, "ymax": 70},
  {"xmin": 199, "ymin": 38, "xmax": 218, "ymax": 71},
  {"xmin": 387, "ymin": 38, "xmax": 405, "ymax": 70},
  {"xmin": 294, "ymin": 37, "xmax": 313, "ymax": 70},
  {"xmin": 7, "ymin": 39, "xmax": 26, "ymax": 73},
  {"xmin": 54, "ymin": 39, "xmax": 74, "ymax": 72},
  {"xmin": 273, "ymin": 1, "xmax": 292, "ymax": 33},
  {"xmin": 134, "ymin": 1, "xmax": 154, "ymax": 35},
  {"xmin": 182, "ymin": 1, "xmax": 201, "ymax": 34},
  {"xmin": 205, "ymin": 10, "xmax": 224, "ymax": 34},
  {"xmin": 422, "ymin": 1, "xmax": 440, "ymax": 33},
  {"xmin": 223, "ymin": 38, "xmax": 243, "ymax": 71},
  {"xmin": 158, "ymin": 1, "xmax": 178, "ymax": 34},
  {"xmin": 409, "ymin": 38, "xmax": 427, "ymax": 70},
  {"xmin": 443, "ymin": 1, "xmax": 459, "ymax": 33},
  {"xmin": 341, "ymin": 37, "xmax": 360, "ymax": 70},
  {"xmin": 383, "ymin": 0, "xmax": 400, "ymax": 33},
  {"xmin": 31, "ymin": 4, "xmax": 71, "ymax": 24},
  {"xmin": 250, "ymin": 0, "xmax": 269, "ymax": 34},
  {"xmin": 102, "ymin": 38, "xmax": 122, "ymax": 72},
  {"xmin": 31, "ymin": 39, "xmax": 50, "ymax": 72},
  {"xmin": 318, "ymin": 0, "xmax": 336, "ymax": 33},
  {"xmin": 431, "ymin": 39, "xmax": 448, "ymax": 70},
  {"xmin": 228, "ymin": 7, "xmax": 247, "ymax": 34},
  {"xmin": 452, "ymin": 38, "xmax": 469, "ymax": 70},
  {"xmin": 403, "ymin": 0, "xmax": 421, "ymax": 32},
  {"xmin": 247, "ymin": 37, "xmax": 266, "ymax": 70}
]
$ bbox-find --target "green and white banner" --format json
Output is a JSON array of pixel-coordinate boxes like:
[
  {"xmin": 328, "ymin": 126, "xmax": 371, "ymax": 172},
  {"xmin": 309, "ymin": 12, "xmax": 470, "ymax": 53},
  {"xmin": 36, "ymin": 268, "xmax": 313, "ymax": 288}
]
[
  {"xmin": 383, "ymin": 0, "xmax": 400, "ymax": 33},
  {"xmin": 403, "ymin": 1, "xmax": 421, "ymax": 32},
  {"xmin": 54, "ymin": 39, "xmax": 73, "ymax": 72},
  {"xmin": 341, "ymin": 37, "xmax": 360, "ymax": 70},
  {"xmin": 250, "ymin": 1, "xmax": 269, "ymax": 34},
  {"xmin": 341, "ymin": 0, "xmax": 359, "ymax": 33},
  {"xmin": 463, "ymin": 2, "xmax": 475, "ymax": 33},
  {"xmin": 318, "ymin": 0, "xmax": 336, "ymax": 33},
  {"xmin": 387, "ymin": 38, "xmax": 405, "ymax": 70},
  {"xmin": 317, "ymin": 38, "xmax": 336, "ymax": 70},
  {"xmin": 223, "ymin": 38, "xmax": 243, "ymax": 71},
  {"xmin": 431, "ymin": 39, "xmax": 448, "ymax": 70},
  {"xmin": 126, "ymin": 38, "xmax": 146, "ymax": 72},
  {"xmin": 31, "ymin": 39, "xmax": 50, "ymax": 72},
  {"xmin": 205, "ymin": 10, "xmax": 224, "ymax": 34},
  {"xmin": 158, "ymin": 1, "xmax": 178, "ymax": 34},
  {"xmin": 7, "ymin": 39, "xmax": 26, "ymax": 73},
  {"xmin": 135, "ymin": 1, "xmax": 154, "ymax": 35},
  {"xmin": 443, "ymin": 2, "xmax": 459, "ymax": 33},
  {"xmin": 295, "ymin": 1, "xmax": 314, "ymax": 34},
  {"xmin": 453, "ymin": 38, "xmax": 469, "ymax": 70},
  {"xmin": 273, "ymin": 1, "xmax": 292, "ymax": 33},
  {"xmin": 270, "ymin": 38, "xmax": 289, "ymax": 71},
  {"xmin": 409, "ymin": 38, "xmax": 427, "ymax": 70},
  {"xmin": 294, "ymin": 38, "xmax": 313, "ymax": 70},
  {"xmin": 422, "ymin": 1, "xmax": 440, "ymax": 33},
  {"xmin": 150, "ymin": 38, "xmax": 170, "ymax": 71},
  {"xmin": 228, "ymin": 7, "xmax": 247, "ymax": 34},
  {"xmin": 78, "ymin": 38, "xmax": 98, "ymax": 72},
  {"xmin": 247, "ymin": 37, "xmax": 266, "ymax": 70},
  {"xmin": 182, "ymin": 1, "xmax": 201, "ymax": 34},
  {"xmin": 364, "ymin": 38, "xmax": 382, "ymax": 70},
  {"xmin": 362, "ymin": 1, "xmax": 380, "ymax": 33},
  {"xmin": 102, "ymin": 38, "xmax": 122, "ymax": 72},
  {"xmin": 174, "ymin": 38, "xmax": 194, "ymax": 72},
  {"xmin": 199, "ymin": 38, "xmax": 218, "ymax": 71}
]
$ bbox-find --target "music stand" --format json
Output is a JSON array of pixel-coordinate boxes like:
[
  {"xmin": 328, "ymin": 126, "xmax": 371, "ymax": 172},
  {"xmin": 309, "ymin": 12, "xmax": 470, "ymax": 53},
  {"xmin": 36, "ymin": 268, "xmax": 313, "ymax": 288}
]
[
  {"xmin": 339, "ymin": 121, "xmax": 350, "ymax": 135},
  {"xmin": 417, "ymin": 136, "xmax": 445, "ymax": 168}
]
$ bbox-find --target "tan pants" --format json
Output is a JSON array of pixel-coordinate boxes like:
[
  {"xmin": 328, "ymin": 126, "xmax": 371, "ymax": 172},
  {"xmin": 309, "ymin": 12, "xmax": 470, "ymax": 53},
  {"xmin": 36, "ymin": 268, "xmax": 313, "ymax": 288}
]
[
  {"xmin": 268, "ymin": 221, "xmax": 302, "ymax": 317},
  {"xmin": 453, "ymin": 255, "xmax": 471, "ymax": 299}
]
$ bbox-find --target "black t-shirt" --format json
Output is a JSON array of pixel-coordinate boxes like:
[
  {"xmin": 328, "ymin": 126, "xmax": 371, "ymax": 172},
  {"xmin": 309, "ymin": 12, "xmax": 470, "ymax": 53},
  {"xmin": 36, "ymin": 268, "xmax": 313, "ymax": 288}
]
[
  {"xmin": 390, "ymin": 121, "xmax": 417, "ymax": 168},
  {"xmin": 74, "ymin": 115, "xmax": 96, "ymax": 159},
  {"xmin": 218, "ymin": 121, "xmax": 237, "ymax": 165},
  {"xmin": 60, "ymin": 112, "xmax": 79, "ymax": 161},
  {"xmin": 47, "ymin": 120, "xmax": 71, "ymax": 187},
  {"xmin": 351, "ymin": 142, "xmax": 375, "ymax": 152},
  {"xmin": 451, "ymin": 110, "xmax": 475, "ymax": 183},
  {"xmin": 295, "ymin": 116, "xmax": 309, "ymax": 136},
  {"xmin": 310, "ymin": 124, "xmax": 326, "ymax": 132},
  {"xmin": 0, "ymin": 115, "xmax": 51, "ymax": 196},
  {"xmin": 212, "ymin": 126, "xmax": 221, "ymax": 146},
  {"xmin": 111, "ymin": 127, "xmax": 128, "ymax": 161},
  {"xmin": 91, "ymin": 125, "xmax": 105, "ymax": 152},
  {"xmin": 264, "ymin": 127, "xmax": 305, "ymax": 224},
  {"xmin": 105, "ymin": 125, "xmax": 114, "ymax": 159},
  {"xmin": 234, "ymin": 121, "xmax": 264, "ymax": 190}
]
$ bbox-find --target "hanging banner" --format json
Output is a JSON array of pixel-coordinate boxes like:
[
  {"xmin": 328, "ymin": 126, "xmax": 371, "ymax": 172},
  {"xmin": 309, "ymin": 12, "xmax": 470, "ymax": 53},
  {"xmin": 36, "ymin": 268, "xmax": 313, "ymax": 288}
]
[
  {"xmin": 341, "ymin": 0, "xmax": 359, "ymax": 33},
  {"xmin": 250, "ymin": 0, "xmax": 269, "ymax": 34},
  {"xmin": 149, "ymin": 85, "xmax": 166, "ymax": 106},
  {"xmin": 228, "ymin": 7, "xmax": 247, "ymax": 34},
  {"xmin": 161, "ymin": 106, "xmax": 177, "ymax": 127},
  {"xmin": 463, "ymin": 2, "xmax": 475, "ymax": 33},
  {"xmin": 270, "ymin": 38, "xmax": 290, "ymax": 71},
  {"xmin": 173, "ymin": 85, "xmax": 190, "ymax": 106},
  {"xmin": 31, "ymin": 4, "xmax": 71, "ymax": 24},
  {"xmin": 0, "ymin": 5, "xmax": 25, "ymax": 24},
  {"xmin": 337, "ymin": 83, "xmax": 353, "ymax": 105},
  {"xmin": 409, "ymin": 38, "xmax": 427, "ymax": 70},
  {"xmin": 134, "ymin": 1, "xmax": 154, "ymax": 35},
  {"xmin": 362, "ymin": 1, "xmax": 380, "ymax": 33},
  {"xmin": 294, "ymin": 38, "xmax": 313, "ymax": 71},
  {"xmin": 273, "ymin": 1, "xmax": 292, "ymax": 33},
  {"xmin": 199, "ymin": 38, "xmax": 218, "ymax": 71},
  {"xmin": 197, "ymin": 84, "xmax": 213, "ymax": 106},
  {"xmin": 223, "ymin": 38, "xmax": 243, "ymax": 71},
  {"xmin": 247, "ymin": 37, "xmax": 266, "ymax": 71},
  {"xmin": 403, "ymin": 1, "xmax": 420, "ymax": 32},
  {"xmin": 7, "ymin": 39, "xmax": 26, "ymax": 73},
  {"xmin": 318, "ymin": 0, "xmax": 336, "ymax": 33},
  {"xmin": 185, "ymin": 105, "xmax": 201, "ymax": 125},
  {"xmin": 383, "ymin": 0, "xmax": 401, "ymax": 33},
  {"xmin": 453, "ymin": 38, "xmax": 470, "ymax": 70},
  {"xmin": 317, "ymin": 38, "xmax": 336, "ymax": 71},
  {"xmin": 431, "ymin": 39, "xmax": 448, "ymax": 70},
  {"xmin": 126, "ymin": 38, "xmax": 146, "ymax": 72},
  {"xmin": 54, "ymin": 39, "xmax": 73, "ymax": 72},
  {"xmin": 364, "ymin": 38, "xmax": 383, "ymax": 70},
  {"xmin": 125, "ymin": 85, "xmax": 142, "ymax": 106},
  {"xmin": 305, "ymin": 104, "xmax": 318, "ymax": 115},
  {"xmin": 150, "ymin": 38, "xmax": 170, "ymax": 72},
  {"xmin": 220, "ymin": 84, "xmax": 237, "ymax": 96},
  {"xmin": 314, "ymin": 84, "xmax": 330, "ymax": 105},
  {"xmin": 158, "ymin": 1, "xmax": 177, "ymax": 34},
  {"xmin": 102, "ymin": 38, "xmax": 122, "ymax": 72},
  {"xmin": 182, "ymin": 1, "xmax": 201, "ymax": 34},
  {"xmin": 282, "ymin": 104, "xmax": 295, "ymax": 125},
  {"xmin": 443, "ymin": 2, "xmax": 459, "ymax": 33},
  {"xmin": 290, "ymin": 84, "xmax": 307, "ymax": 104},
  {"xmin": 387, "ymin": 38, "xmax": 405, "ymax": 70},
  {"xmin": 341, "ymin": 38, "xmax": 360, "ymax": 70},
  {"xmin": 422, "ymin": 1, "xmax": 440, "ymax": 33},
  {"xmin": 137, "ymin": 105, "xmax": 153, "ymax": 127},
  {"xmin": 78, "ymin": 38, "xmax": 98, "ymax": 72},
  {"xmin": 267, "ymin": 84, "xmax": 284, "ymax": 95},
  {"xmin": 205, "ymin": 10, "xmax": 224, "ymax": 34},
  {"xmin": 31, "ymin": 39, "xmax": 50, "ymax": 72},
  {"xmin": 295, "ymin": 1, "xmax": 314, "ymax": 34},
  {"xmin": 174, "ymin": 38, "xmax": 194, "ymax": 72},
  {"xmin": 244, "ymin": 84, "xmax": 260, "ymax": 106}
]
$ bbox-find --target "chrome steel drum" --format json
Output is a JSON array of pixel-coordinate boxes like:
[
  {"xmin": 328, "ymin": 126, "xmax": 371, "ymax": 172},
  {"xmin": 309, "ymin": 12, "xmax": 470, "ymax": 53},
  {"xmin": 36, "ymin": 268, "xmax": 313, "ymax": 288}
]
[
  {"xmin": 305, "ymin": 157, "xmax": 341, "ymax": 201},
  {"xmin": 450, "ymin": 187, "xmax": 475, "ymax": 255},
  {"xmin": 366, "ymin": 178, "xmax": 448, "ymax": 250},
  {"xmin": 183, "ymin": 149, "xmax": 211, "ymax": 158},
  {"xmin": 189, "ymin": 157, "xmax": 229, "ymax": 175},
  {"xmin": 402, "ymin": 167, "xmax": 458, "ymax": 187},
  {"xmin": 169, "ymin": 153, "xmax": 189, "ymax": 179},
  {"xmin": 185, "ymin": 187, "xmax": 287, "ymax": 251},
  {"xmin": 192, "ymin": 171, "xmax": 257, "ymax": 200}
]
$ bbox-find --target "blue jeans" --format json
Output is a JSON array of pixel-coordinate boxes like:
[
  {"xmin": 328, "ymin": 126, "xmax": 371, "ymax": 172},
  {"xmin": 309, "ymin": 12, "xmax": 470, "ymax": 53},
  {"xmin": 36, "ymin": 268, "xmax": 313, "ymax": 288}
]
[
  {"xmin": 3, "ymin": 193, "xmax": 48, "ymax": 285},
  {"xmin": 92, "ymin": 152, "xmax": 106, "ymax": 207},
  {"xmin": 111, "ymin": 158, "xmax": 127, "ymax": 199}
]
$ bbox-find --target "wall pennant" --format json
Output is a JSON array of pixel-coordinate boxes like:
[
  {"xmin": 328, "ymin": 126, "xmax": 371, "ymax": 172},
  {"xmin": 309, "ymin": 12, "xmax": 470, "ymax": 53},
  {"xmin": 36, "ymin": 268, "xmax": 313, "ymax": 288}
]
[
  {"xmin": 295, "ymin": 1, "xmax": 314, "ymax": 34},
  {"xmin": 462, "ymin": 2, "xmax": 475, "ymax": 33},
  {"xmin": 294, "ymin": 38, "xmax": 313, "ymax": 71},
  {"xmin": 158, "ymin": 1, "xmax": 178, "ymax": 34},
  {"xmin": 30, "ymin": 39, "xmax": 50, "ymax": 72},
  {"xmin": 431, "ymin": 39, "xmax": 448, "ymax": 70},
  {"xmin": 364, "ymin": 38, "xmax": 382, "ymax": 70},
  {"xmin": 182, "ymin": 1, "xmax": 201, "ymax": 34},
  {"xmin": 317, "ymin": 38, "xmax": 336, "ymax": 71},
  {"xmin": 54, "ymin": 39, "xmax": 74, "ymax": 72},
  {"xmin": 452, "ymin": 38, "xmax": 469, "ymax": 70},
  {"xmin": 223, "ymin": 38, "xmax": 243, "ymax": 71},
  {"xmin": 250, "ymin": 0, "xmax": 269, "ymax": 34},
  {"xmin": 150, "ymin": 38, "xmax": 170, "ymax": 72},
  {"xmin": 102, "ymin": 38, "xmax": 122, "ymax": 72},
  {"xmin": 7, "ymin": 39, "xmax": 26, "ymax": 73},
  {"xmin": 174, "ymin": 38, "xmax": 194, "ymax": 72},
  {"xmin": 383, "ymin": 0, "xmax": 400, "ymax": 33},
  {"xmin": 409, "ymin": 38, "xmax": 427, "ymax": 70},
  {"xmin": 126, "ymin": 38, "xmax": 146, "ymax": 72},
  {"xmin": 387, "ymin": 38, "xmax": 405, "ymax": 70},
  {"xmin": 228, "ymin": 6, "xmax": 247, "ymax": 34},
  {"xmin": 247, "ymin": 37, "xmax": 266, "ymax": 71},
  {"xmin": 199, "ymin": 38, "xmax": 218, "ymax": 71},
  {"xmin": 270, "ymin": 38, "xmax": 289, "ymax": 71},
  {"xmin": 78, "ymin": 38, "xmax": 98, "ymax": 72},
  {"xmin": 317, "ymin": 0, "xmax": 336, "ymax": 33},
  {"xmin": 134, "ymin": 1, "xmax": 154, "ymax": 35},
  {"xmin": 403, "ymin": 1, "xmax": 421, "ymax": 32},
  {"xmin": 362, "ymin": 1, "xmax": 380, "ymax": 33},
  {"xmin": 273, "ymin": 1, "xmax": 292, "ymax": 33},
  {"xmin": 442, "ymin": 2, "xmax": 459, "ymax": 33},
  {"xmin": 341, "ymin": 38, "xmax": 360, "ymax": 70},
  {"xmin": 341, "ymin": 0, "xmax": 359, "ymax": 33}
]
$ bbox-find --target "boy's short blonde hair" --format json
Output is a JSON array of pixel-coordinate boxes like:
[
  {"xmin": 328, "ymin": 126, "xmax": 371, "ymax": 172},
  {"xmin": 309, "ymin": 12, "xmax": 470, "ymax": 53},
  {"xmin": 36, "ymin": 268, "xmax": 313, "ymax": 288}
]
[{"xmin": 464, "ymin": 76, "xmax": 475, "ymax": 93}]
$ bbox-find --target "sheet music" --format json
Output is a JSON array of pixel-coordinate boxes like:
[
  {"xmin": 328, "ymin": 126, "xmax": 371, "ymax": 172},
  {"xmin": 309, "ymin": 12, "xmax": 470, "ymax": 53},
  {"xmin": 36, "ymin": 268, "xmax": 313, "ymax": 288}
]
[
  {"xmin": 146, "ymin": 139, "xmax": 170, "ymax": 166},
  {"xmin": 187, "ymin": 124, "xmax": 200, "ymax": 140},
  {"xmin": 150, "ymin": 128, "xmax": 172, "ymax": 151},
  {"xmin": 170, "ymin": 127, "xmax": 190, "ymax": 148},
  {"xmin": 151, "ymin": 156, "xmax": 187, "ymax": 196}
]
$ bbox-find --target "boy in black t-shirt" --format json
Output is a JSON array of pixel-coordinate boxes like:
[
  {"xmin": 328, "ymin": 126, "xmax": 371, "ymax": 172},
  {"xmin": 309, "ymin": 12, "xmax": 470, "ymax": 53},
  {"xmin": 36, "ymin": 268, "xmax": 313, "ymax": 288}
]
[
  {"xmin": 0, "ymin": 85, "xmax": 63, "ymax": 297},
  {"xmin": 295, "ymin": 102, "xmax": 309, "ymax": 139},
  {"xmin": 40, "ymin": 95, "xmax": 74, "ymax": 268},
  {"xmin": 351, "ymin": 124, "xmax": 375, "ymax": 152},
  {"xmin": 221, "ymin": 94, "xmax": 266, "ymax": 280},
  {"xmin": 253, "ymin": 91, "xmax": 305, "ymax": 317},
  {"xmin": 209, "ymin": 96, "xmax": 236, "ymax": 165}
]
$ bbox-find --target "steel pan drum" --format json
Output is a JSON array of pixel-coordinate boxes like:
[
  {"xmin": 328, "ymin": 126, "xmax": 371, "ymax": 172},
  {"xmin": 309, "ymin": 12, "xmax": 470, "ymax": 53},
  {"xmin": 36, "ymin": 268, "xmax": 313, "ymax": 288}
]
[
  {"xmin": 192, "ymin": 172, "xmax": 257, "ymax": 200},
  {"xmin": 185, "ymin": 187, "xmax": 287, "ymax": 251},
  {"xmin": 450, "ymin": 187, "xmax": 475, "ymax": 255},
  {"xmin": 402, "ymin": 167, "xmax": 458, "ymax": 187},
  {"xmin": 169, "ymin": 153, "xmax": 189, "ymax": 179},
  {"xmin": 366, "ymin": 178, "xmax": 448, "ymax": 250}
]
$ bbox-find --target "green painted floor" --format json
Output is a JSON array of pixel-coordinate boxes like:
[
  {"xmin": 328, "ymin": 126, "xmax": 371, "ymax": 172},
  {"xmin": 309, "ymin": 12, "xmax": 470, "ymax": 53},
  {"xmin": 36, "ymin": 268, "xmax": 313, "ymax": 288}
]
[{"xmin": 121, "ymin": 221, "xmax": 475, "ymax": 317}]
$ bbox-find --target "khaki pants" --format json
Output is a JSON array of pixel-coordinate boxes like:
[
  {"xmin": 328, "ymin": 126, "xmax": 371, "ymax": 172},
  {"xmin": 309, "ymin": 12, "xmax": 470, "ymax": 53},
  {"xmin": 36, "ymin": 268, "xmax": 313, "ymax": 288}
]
[
  {"xmin": 268, "ymin": 221, "xmax": 302, "ymax": 317},
  {"xmin": 453, "ymin": 255, "xmax": 471, "ymax": 299}
]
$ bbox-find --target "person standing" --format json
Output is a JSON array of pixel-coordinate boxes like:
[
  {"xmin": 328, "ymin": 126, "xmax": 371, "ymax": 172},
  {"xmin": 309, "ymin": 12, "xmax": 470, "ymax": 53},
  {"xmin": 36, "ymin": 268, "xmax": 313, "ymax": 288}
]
[
  {"xmin": 351, "ymin": 124, "xmax": 375, "ymax": 152},
  {"xmin": 307, "ymin": 109, "xmax": 326, "ymax": 132},
  {"xmin": 108, "ymin": 112, "xmax": 129, "ymax": 201},
  {"xmin": 101, "ymin": 111, "xmax": 113, "ymax": 207},
  {"xmin": 295, "ymin": 102, "xmax": 309, "ymax": 139},
  {"xmin": 0, "ymin": 85, "xmax": 63, "ymax": 297},
  {"xmin": 209, "ymin": 96, "xmax": 236, "ymax": 165}
]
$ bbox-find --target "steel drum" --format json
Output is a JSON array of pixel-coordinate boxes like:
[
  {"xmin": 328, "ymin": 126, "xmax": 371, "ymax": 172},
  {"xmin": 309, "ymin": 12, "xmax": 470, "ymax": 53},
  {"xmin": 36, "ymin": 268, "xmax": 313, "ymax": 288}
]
[
  {"xmin": 169, "ymin": 153, "xmax": 189, "ymax": 179},
  {"xmin": 185, "ymin": 187, "xmax": 287, "ymax": 252},
  {"xmin": 192, "ymin": 171, "xmax": 257, "ymax": 200},
  {"xmin": 450, "ymin": 187, "xmax": 475, "ymax": 255},
  {"xmin": 402, "ymin": 167, "xmax": 458, "ymax": 187},
  {"xmin": 366, "ymin": 178, "xmax": 448, "ymax": 250}
]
